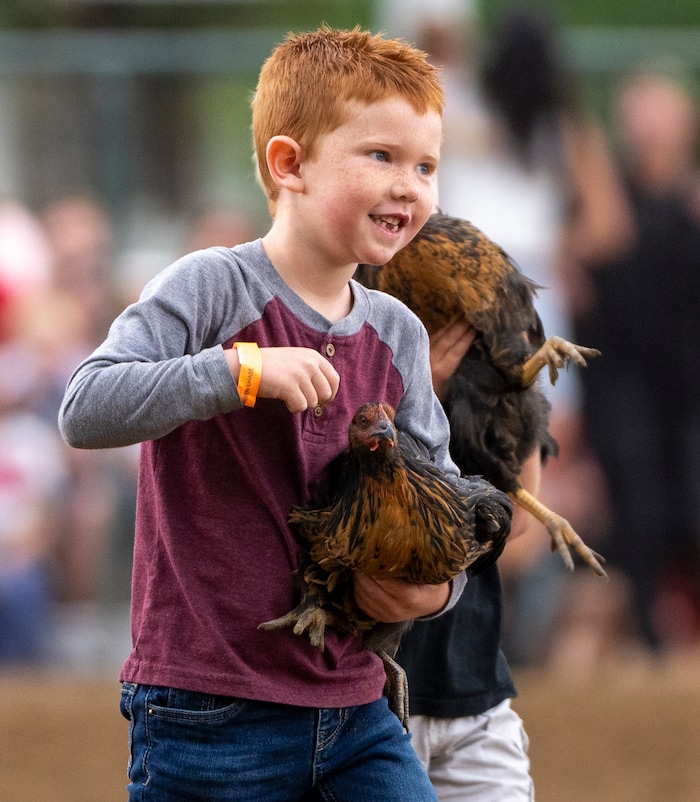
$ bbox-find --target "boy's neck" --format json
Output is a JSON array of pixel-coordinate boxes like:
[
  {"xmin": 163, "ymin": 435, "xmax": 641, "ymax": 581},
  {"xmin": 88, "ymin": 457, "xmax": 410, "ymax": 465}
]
[
  {"xmin": 261, "ymin": 233, "xmax": 354, "ymax": 323},
  {"xmin": 302, "ymin": 285, "xmax": 354, "ymax": 323}
]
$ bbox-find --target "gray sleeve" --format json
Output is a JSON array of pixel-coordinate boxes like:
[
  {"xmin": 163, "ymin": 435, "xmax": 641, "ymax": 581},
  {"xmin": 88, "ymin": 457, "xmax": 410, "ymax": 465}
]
[
  {"xmin": 59, "ymin": 251, "xmax": 248, "ymax": 449},
  {"xmin": 416, "ymin": 572, "xmax": 468, "ymax": 621},
  {"xmin": 445, "ymin": 571, "xmax": 468, "ymax": 609},
  {"xmin": 396, "ymin": 341, "xmax": 469, "ymax": 613},
  {"xmin": 385, "ymin": 301, "xmax": 461, "ymax": 484}
]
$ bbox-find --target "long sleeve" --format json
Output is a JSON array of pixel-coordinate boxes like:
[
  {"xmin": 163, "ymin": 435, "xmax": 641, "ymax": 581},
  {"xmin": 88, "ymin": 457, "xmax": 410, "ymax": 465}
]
[{"xmin": 59, "ymin": 249, "xmax": 249, "ymax": 449}]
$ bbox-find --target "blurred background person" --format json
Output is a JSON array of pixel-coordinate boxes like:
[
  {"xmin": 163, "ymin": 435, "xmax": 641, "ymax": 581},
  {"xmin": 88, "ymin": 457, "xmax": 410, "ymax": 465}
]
[
  {"xmin": 0, "ymin": 193, "xmax": 136, "ymax": 668},
  {"xmin": 570, "ymin": 65, "xmax": 700, "ymax": 665},
  {"xmin": 429, "ymin": 4, "xmax": 633, "ymax": 668},
  {"xmin": 181, "ymin": 199, "xmax": 264, "ymax": 255},
  {"xmin": 0, "ymin": 198, "xmax": 52, "ymax": 343},
  {"xmin": 0, "ymin": 199, "xmax": 67, "ymax": 665},
  {"xmin": 437, "ymin": 5, "xmax": 632, "ymax": 407},
  {"xmin": 39, "ymin": 194, "xmax": 136, "ymax": 625},
  {"xmin": 41, "ymin": 193, "xmax": 119, "ymax": 351},
  {"xmin": 0, "ymin": 357, "xmax": 68, "ymax": 665}
]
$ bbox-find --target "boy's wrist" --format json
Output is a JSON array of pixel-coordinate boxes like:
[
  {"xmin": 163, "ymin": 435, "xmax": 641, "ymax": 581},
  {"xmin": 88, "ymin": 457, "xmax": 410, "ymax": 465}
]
[{"xmin": 233, "ymin": 342, "xmax": 262, "ymax": 407}]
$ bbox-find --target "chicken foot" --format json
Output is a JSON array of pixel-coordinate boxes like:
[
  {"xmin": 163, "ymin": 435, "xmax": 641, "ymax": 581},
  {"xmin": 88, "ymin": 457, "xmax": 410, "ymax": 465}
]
[
  {"xmin": 258, "ymin": 601, "xmax": 335, "ymax": 651},
  {"xmin": 521, "ymin": 336, "xmax": 600, "ymax": 388},
  {"xmin": 509, "ymin": 487, "xmax": 607, "ymax": 578},
  {"xmin": 379, "ymin": 650, "xmax": 410, "ymax": 732},
  {"xmin": 258, "ymin": 576, "xmax": 373, "ymax": 652}
]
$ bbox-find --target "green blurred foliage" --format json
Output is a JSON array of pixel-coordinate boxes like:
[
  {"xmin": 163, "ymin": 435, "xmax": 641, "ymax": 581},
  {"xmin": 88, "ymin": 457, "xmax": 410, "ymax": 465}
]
[
  {"xmin": 1, "ymin": 1, "xmax": 699, "ymax": 32},
  {"xmin": 479, "ymin": 0, "xmax": 700, "ymax": 28},
  {"xmin": 0, "ymin": 0, "xmax": 62, "ymax": 28}
]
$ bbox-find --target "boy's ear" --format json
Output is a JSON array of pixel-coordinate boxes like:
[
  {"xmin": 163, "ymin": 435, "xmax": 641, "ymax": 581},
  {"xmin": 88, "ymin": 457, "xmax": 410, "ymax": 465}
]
[{"xmin": 266, "ymin": 136, "xmax": 304, "ymax": 193}]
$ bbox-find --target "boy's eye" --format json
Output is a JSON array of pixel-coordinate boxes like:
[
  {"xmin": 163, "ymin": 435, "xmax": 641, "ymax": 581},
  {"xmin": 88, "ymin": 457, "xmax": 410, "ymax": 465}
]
[
  {"xmin": 417, "ymin": 163, "xmax": 434, "ymax": 177},
  {"xmin": 372, "ymin": 150, "xmax": 389, "ymax": 162}
]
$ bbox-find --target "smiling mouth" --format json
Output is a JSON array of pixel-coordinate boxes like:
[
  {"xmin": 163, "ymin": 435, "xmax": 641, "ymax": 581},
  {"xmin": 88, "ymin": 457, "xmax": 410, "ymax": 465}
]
[{"xmin": 371, "ymin": 215, "xmax": 405, "ymax": 233}]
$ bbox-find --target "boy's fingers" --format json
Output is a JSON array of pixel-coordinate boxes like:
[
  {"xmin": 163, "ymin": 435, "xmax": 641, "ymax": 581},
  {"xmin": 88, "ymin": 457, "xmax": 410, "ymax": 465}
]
[
  {"xmin": 255, "ymin": 346, "xmax": 340, "ymax": 411},
  {"xmin": 286, "ymin": 370, "xmax": 336, "ymax": 413},
  {"xmin": 284, "ymin": 393, "xmax": 309, "ymax": 414},
  {"xmin": 318, "ymin": 360, "xmax": 340, "ymax": 402},
  {"xmin": 433, "ymin": 316, "xmax": 474, "ymax": 351}
]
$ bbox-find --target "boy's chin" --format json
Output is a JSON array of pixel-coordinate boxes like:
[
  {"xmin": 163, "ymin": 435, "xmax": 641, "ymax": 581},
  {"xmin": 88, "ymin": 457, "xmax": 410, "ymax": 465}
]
[{"xmin": 360, "ymin": 243, "xmax": 405, "ymax": 268}]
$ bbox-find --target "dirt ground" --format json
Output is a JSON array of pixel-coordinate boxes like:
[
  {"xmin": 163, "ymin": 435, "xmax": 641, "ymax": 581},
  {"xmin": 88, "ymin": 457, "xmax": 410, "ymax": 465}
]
[{"xmin": 1, "ymin": 665, "xmax": 699, "ymax": 801}]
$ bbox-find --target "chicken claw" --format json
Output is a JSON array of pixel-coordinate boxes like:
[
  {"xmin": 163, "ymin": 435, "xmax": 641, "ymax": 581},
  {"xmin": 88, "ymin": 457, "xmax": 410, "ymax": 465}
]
[
  {"xmin": 258, "ymin": 604, "xmax": 332, "ymax": 651},
  {"xmin": 510, "ymin": 487, "xmax": 608, "ymax": 578},
  {"xmin": 379, "ymin": 650, "xmax": 410, "ymax": 731},
  {"xmin": 521, "ymin": 336, "xmax": 601, "ymax": 388}
]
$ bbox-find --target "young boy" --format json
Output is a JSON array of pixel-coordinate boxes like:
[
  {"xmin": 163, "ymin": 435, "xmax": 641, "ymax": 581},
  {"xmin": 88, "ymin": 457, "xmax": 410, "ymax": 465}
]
[{"xmin": 59, "ymin": 26, "xmax": 463, "ymax": 801}]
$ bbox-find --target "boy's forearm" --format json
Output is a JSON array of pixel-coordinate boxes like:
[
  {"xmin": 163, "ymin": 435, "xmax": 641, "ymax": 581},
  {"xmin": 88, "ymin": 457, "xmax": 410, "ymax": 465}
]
[
  {"xmin": 59, "ymin": 344, "xmax": 239, "ymax": 449},
  {"xmin": 59, "ymin": 251, "xmax": 249, "ymax": 449},
  {"xmin": 353, "ymin": 572, "xmax": 466, "ymax": 624}
]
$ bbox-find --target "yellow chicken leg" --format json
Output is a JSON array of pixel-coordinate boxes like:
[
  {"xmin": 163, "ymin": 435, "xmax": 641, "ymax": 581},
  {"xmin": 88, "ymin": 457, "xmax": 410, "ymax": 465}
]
[
  {"xmin": 521, "ymin": 336, "xmax": 601, "ymax": 388},
  {"xmin": 509, "ymin": 487, "xmax": 607, "ymax": 578}
]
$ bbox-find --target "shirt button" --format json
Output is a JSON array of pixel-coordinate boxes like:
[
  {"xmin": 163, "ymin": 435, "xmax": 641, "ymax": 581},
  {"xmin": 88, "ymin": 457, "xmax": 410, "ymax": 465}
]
[
  {"xmin": 325, "ymin": 343, "xmax": 335, "ymax": 357},
  {"xmin": 313, "ymin": 405, "xmax": 324, "ymax": 418}
]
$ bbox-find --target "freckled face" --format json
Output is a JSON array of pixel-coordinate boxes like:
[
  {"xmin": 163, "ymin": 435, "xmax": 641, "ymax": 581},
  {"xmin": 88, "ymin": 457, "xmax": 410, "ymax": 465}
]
[{"xmin": 298, "ymin": 97, "xmax": 442, "ymax": 268}]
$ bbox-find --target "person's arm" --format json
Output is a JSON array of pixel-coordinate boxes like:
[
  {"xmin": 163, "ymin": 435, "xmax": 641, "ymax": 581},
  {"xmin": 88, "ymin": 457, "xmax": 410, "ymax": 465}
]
[
  {"xmin": 353, "ymin": 574, "xmax": 455, "ymax": 623},
  {"xmin": 560, "ymin": 115, "xmax": 635, "ymax": 267},
  {"xmin": 59, "ymin": 252, "xmax": 339, "ymax": 449}
]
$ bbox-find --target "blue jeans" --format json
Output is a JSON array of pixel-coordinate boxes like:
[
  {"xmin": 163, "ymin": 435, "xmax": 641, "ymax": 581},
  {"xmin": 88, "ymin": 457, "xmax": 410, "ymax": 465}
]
[{"xmin": 120, "ymin": 683, "xmax": 438, "ymax": 801}]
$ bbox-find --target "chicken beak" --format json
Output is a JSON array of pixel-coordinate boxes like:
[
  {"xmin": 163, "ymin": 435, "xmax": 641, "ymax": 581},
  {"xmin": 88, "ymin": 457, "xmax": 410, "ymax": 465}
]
[{"xmin": 368, "ymin": 420, "xmax": 396, "ymax": 451}]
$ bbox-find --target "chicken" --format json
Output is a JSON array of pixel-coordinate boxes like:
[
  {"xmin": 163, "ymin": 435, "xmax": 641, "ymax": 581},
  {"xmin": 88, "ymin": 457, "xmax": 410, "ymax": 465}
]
[
  {"xmin": 259, "ymin": 401, "xmax": 511, "ymax": 728},
  {"xmin": 354, "ymin": 213, "xmax": 606, "ymax": 577},
  {"xmin": 259, "ymin": 402, "xmax": 512, "ymax": 655}
]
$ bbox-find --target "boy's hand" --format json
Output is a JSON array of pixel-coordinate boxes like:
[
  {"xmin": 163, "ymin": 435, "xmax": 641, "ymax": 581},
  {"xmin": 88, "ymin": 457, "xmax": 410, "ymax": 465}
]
[
  {"xmin": 352, "ymin": 573, "xmax": 450, "ymax": 622},
  {"xmin": 226, "ymin": 346, "xmax": 340, "ymax": 413},
  {"xmin": 429, "ymin": 316, "xmax": 476, "ymax": 400}
]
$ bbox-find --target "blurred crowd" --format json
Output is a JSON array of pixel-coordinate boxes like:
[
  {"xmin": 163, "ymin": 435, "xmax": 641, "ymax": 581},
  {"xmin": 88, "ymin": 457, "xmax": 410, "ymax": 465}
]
[
  {"xmin": 0, "ymin": 191, "xmax": 263, "ymax": 669},
  {"xmin": 1, "ymin": 5, "xmax": 699, "ymax": 679},
  {"xmin": 0, "ymin": 193, "xmax": 127, "ymax": 666}
]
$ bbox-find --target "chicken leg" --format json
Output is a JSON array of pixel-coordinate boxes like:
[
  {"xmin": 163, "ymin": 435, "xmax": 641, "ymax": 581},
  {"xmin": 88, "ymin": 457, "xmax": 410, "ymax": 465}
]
[
  {"xmin": 509, "ymin": 487, "xmax": 607, "ymax": 578},
  {"xmin": 379, "ymin": 650, "xmax": 410, "ymax": 731},
  {"xmin": 521, "ymin": 335, "xmax": 600, "ymax": 388}
]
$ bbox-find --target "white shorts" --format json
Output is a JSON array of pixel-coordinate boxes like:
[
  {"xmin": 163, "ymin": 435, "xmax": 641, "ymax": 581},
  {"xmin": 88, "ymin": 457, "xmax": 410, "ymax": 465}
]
[{"xmin": 409, "ymin": 698, "xmax": 534, "ymax": 801}]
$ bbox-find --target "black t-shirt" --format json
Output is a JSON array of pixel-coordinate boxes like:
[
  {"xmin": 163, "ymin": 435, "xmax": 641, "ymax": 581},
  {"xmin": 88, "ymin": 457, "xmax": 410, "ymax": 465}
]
[{"xmin": 397, "ymin": 564, "xmax": 516, "ymax": 718}]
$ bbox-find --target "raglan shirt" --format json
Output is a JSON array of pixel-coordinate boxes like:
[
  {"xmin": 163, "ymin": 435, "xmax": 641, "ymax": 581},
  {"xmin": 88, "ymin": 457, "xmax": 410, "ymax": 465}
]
[{"xmin": 59, "ymin": 239, "xmax": 464, "ymax": 709}]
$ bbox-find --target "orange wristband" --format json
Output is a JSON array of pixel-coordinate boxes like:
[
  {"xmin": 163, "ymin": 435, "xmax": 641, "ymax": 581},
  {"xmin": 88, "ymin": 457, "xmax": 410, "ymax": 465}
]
[{"xmin": 233, "ymin": 342, "xmax": 262, "ymax": 407}]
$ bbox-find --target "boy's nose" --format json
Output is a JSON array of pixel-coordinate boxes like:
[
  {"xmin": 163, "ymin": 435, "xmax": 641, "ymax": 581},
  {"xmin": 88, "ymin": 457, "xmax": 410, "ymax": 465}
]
[{"xmin": 390, "ymin": 170, "xmax": 420, "ymax": 202}]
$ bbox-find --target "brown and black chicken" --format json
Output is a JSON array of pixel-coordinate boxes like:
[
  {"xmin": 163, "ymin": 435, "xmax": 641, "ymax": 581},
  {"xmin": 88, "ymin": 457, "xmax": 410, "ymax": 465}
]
[
  {"xmin": 355, "ymin": 213, "xmax": 606, "ymax": 578},
  {"xmin": 259, "ymin": 401, "xmax": 512, "ymax": 726}
]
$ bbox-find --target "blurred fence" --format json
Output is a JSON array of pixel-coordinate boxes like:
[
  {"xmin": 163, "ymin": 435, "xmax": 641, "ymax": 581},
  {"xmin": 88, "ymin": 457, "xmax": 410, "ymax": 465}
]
[
  {"xmin": 1, "ymin": 26, "xmax": 699, "ymax": 76},
  {"xmin": 0, "ymin": 25, "xmax": 699, "ymax": 242}
]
